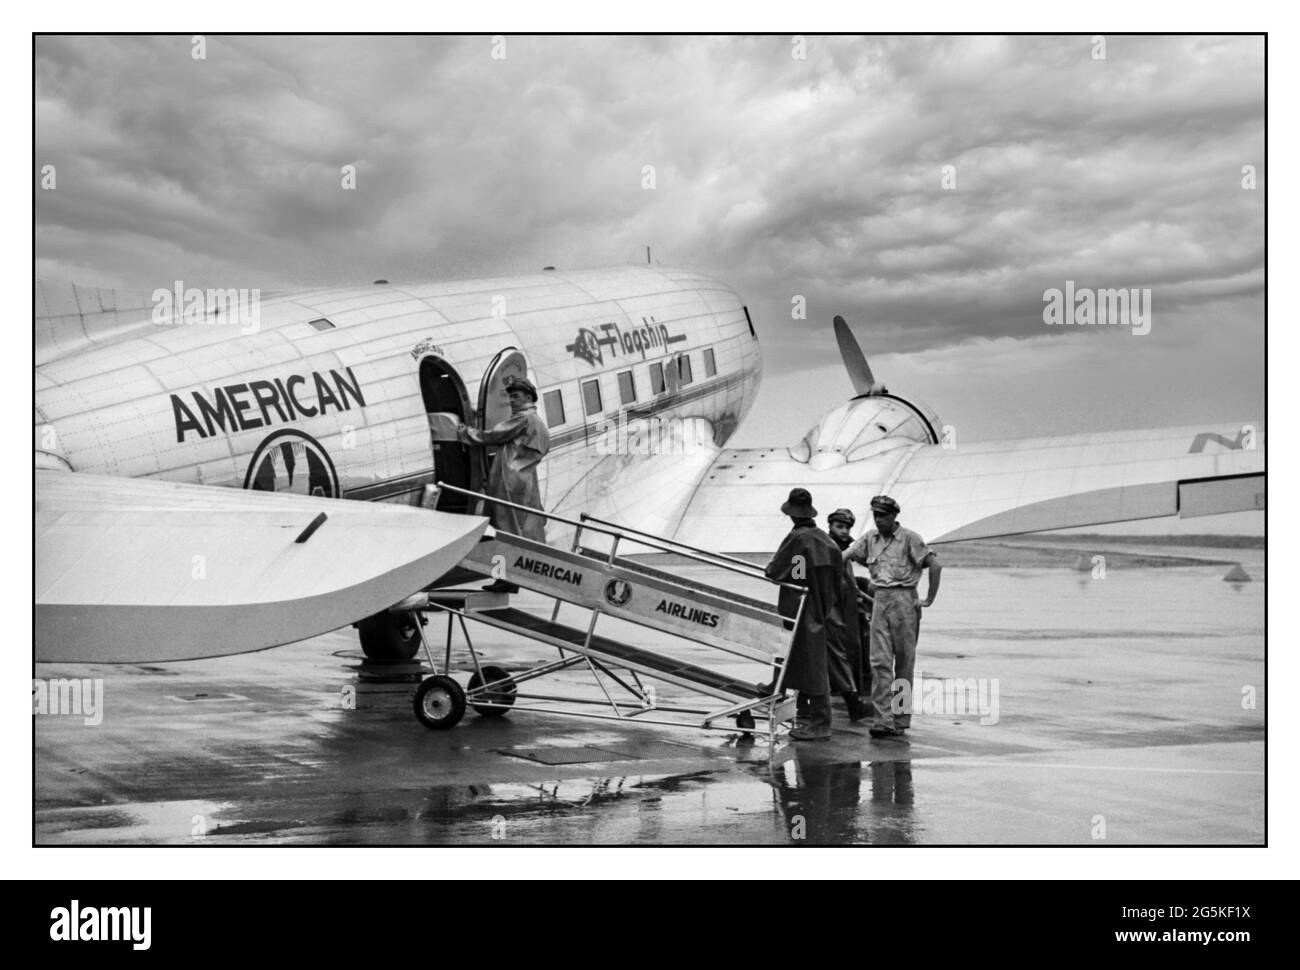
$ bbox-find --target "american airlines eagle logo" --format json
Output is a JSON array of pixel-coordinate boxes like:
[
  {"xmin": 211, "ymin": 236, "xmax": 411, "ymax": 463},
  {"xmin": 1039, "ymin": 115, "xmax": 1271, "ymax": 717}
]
[
  {"xmin": 567, "ymin": 327, "xmax": 608, "ymax": 366},
  {"xmin": 243, "ymin": 430, "xmax": 340, "ymax": 498},
  {"xmin": 603, "ymin": 579, "xmax": 633, "ymax": 607}
]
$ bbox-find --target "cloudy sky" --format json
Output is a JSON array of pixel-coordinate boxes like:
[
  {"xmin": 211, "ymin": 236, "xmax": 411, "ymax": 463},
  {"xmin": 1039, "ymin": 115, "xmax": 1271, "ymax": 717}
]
[{"xmin": 36, "ymin": 34, "xmax": 1264, "ymax": 456}]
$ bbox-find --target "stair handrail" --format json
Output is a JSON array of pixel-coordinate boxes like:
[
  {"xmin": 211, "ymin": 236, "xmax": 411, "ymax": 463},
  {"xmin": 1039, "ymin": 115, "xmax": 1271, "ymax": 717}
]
[{"xmin": 430, "ymin": 482, "xmax": 804, "ymax": 594}]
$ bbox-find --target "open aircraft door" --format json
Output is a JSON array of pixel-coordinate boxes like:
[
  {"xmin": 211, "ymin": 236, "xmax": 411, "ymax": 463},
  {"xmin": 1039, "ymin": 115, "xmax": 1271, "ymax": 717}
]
[
  {"xmin": 418, "ymin": 353, "xmax": 479, "ymax": 515},
  {"xmin": 352, "ymin": 351, "xmax": 484, "ymax": 662}
]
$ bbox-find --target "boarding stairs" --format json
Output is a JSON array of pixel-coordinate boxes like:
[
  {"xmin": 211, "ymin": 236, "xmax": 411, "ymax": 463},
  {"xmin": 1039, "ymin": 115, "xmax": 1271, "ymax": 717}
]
[{"xmin": 392, "ymin": 483, "xmax": 805, "ymax": 740}]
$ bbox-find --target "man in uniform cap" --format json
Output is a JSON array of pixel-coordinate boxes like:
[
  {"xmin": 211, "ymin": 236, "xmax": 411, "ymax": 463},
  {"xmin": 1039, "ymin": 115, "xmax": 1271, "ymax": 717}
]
[
  {"xmin": 844, "ymin": 495, "xmax": 942, "ymax": 738},
  {"xmin": 763, "ymin": 488, "xmax": 847, "ymax": 741},
  {"xmin": 458, "ymin": 375, "xmax": 551, "ymax": 591},
  {"xmin": 826, "ymin": 508, "xmax": 873, "ymax": 720}
]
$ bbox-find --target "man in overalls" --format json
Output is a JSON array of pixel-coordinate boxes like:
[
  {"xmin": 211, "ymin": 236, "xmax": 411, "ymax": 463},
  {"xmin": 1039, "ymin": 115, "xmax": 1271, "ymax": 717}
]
[{"xmin": 844, "ymin": 495, "xmax": 942, "ymax": 739}]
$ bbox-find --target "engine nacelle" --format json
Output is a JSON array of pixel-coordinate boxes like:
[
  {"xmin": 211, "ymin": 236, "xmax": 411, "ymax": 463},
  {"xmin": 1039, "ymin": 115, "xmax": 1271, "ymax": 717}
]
[{"xmin": 789, "ymin": 393, "xmax": 942, "ymax": 469}]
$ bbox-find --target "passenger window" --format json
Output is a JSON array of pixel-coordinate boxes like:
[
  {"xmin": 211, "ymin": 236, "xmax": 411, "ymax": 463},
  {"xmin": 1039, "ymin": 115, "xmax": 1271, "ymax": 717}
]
[
  {"xmin": 617, "ymin": 370, "xmax": 636, "ymax": 405},
  {"xmin": 543, "ymin": 389, "xmax": 566, "ymax": 427},
  {"xmin": 582, "ymin": 378, "xmax": 603, "ymax": 415},
  {"xmin": 677, "ymin": 354, "xmax": 693, "ymax": 385},
  {"xmin": 703, "ymin": 348, "xmax": 716, "ymax": 377},
  {"xmin": 650, "ymin": 362, "xmax": 666, "ymax": 395}
]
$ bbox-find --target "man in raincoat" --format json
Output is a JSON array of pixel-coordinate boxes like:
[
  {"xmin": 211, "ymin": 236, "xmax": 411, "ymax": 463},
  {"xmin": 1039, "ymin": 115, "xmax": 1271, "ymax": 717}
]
[
  {"xmin": 458, "ymin": 376, "xmax": 551, "ymax": 591},
  {"xmin": 763, "ymin": 488, "xmax": 847, "ymax": 741}
]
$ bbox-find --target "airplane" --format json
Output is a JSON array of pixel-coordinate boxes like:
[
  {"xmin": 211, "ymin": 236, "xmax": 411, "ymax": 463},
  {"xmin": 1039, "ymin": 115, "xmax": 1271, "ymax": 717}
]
[{"xmin": 35, "ymin": 265, "xmax": 1265, "ymax": 665}]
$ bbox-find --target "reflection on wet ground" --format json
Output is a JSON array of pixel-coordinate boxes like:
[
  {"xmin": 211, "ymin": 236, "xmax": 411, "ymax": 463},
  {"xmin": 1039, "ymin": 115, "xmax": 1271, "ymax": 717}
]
[
  {"xmin": 35, "ymin": 718, "xmax": 923, "ymax": 844},
  {"xmin": 403, "ymin": 752, "xmax": 921, "ymax": 846},
  {"xmin": 762, "ymin": 757, "xmax": 915, "ymax": 846},
  {"xmin": 36, "ymin": 558, "xmax": 1265, "ymax": 845},
  {"xmin": 408, "ymin": 754, "xmax": 921, "ymax": 846}
]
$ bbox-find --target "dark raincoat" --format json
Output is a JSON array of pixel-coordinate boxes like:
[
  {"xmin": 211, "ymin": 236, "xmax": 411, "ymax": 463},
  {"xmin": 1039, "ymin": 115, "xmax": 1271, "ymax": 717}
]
[
  {"xmin": 850, "ymin": 575, "xmax": 873, "ymax": 692},
  {"xmin": 825, "ymin": 557, "xmax": 861, "ymax": 693},
  {"xmin": 826, "ymin": 546, "xmax": 875, "ymax": 693},
  {"xmin": 764, "ymin": 520, "xmax": 847, "ymax": 695}
]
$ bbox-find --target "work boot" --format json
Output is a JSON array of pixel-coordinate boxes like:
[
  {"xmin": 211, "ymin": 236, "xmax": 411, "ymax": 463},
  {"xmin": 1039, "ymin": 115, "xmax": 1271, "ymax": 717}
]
[
  {"xmin": 869, "ymin": 725, "xmax": 905, "ymax": 740},
  {"xmin": 842, "ymin": 691, "xmax": 871, "ymax": 723},
  {"xmin": 789, "ymin": 694, "xmax": 832, "ymax": 740},
  {"xmin": 481, "ymin": 579, "xmax": 520, "ymax": 594}
]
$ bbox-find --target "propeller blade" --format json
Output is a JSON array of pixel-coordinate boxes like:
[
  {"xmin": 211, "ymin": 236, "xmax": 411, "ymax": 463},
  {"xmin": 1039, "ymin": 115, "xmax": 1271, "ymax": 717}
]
[{"xmin": 833, "ymin": 314, "xmax": 881, "ymax": 396}]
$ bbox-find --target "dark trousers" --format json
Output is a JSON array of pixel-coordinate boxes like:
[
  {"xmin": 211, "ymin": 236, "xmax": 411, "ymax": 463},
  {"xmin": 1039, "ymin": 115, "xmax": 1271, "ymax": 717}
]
[{"xmin": 796, "ymin": 693, "xmax": 832, "ymax": 728}]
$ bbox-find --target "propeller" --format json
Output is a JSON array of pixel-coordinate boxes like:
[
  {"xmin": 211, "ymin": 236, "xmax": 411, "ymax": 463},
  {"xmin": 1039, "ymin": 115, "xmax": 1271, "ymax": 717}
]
[{"xmin": 833, "ymin": 315, "xmax": 887, "ymax": 396}]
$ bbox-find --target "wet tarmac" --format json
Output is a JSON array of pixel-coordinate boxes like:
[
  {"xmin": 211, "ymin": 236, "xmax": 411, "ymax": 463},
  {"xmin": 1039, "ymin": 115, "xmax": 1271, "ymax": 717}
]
[{"xmin": 34, "ymin": 548, "xmax": 1265, "ymax": 845}]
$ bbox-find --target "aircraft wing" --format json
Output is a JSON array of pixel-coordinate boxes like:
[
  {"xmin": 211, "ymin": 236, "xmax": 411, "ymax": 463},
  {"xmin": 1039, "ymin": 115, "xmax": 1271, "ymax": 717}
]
[
  {"xmin": 544, "ymin": 416, "xmax": 723, "ymax": 554},
  {"xmin": 672, "ymin": 422, "xmax": 1264, "ymax": 553},
  {"xmin": 35, "ymin": 470, "xmax": 488, "ymax": 663}
]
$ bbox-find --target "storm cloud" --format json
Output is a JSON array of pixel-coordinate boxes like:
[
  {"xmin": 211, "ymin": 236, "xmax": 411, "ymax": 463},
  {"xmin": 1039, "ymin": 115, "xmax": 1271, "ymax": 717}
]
[{"xmin": 36, "ymin": 33, "xmax": 1264, "ymax": 443}]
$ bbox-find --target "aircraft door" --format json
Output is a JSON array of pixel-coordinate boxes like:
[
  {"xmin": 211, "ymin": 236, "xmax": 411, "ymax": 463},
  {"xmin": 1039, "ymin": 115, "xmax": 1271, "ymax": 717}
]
[
  {"xmin": 474, "ymin": 348, "xmax": 532, "ymax": 513},
  {"xmin": 418, "ymin": 355, "xmax": 477, "ymax": 514},
  {"xmin": 478, "ymin": 347, "xmax": 530, "ymax": 433}
]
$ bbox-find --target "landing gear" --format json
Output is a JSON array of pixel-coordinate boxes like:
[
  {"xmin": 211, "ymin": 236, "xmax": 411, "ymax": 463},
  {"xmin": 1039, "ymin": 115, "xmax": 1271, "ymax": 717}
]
[
  {"xmin": 734, "ymin": 711, "xmax": 756, "ymax": 732},
  {"xmin": 358, "ymin": 611, "xmax": 423, "ymax": 661},
  {"xmin": 467, "ymin": 665, "xmax": 516, "ymax": 718},
  {"xmin": 413, "ymin": 675, "xmax": 466, "ymax": 729}
]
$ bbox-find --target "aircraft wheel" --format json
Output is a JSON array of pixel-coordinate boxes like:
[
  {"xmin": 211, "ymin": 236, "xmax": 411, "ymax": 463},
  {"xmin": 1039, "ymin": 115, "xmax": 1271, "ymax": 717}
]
[
  {"xmin": 467, "ymin": 665, "xmax": 516, "ymax": 717},
  {"xmin": 735, "ymin": 711, "xmax": 756, "ymax": 732},
  {"xmin": 358, "ymin": 611, "xmax": 423, "ymax": 661},
  {"xmin": 413, "ymin": 676, "xmax": 466, "ymax": 730}
]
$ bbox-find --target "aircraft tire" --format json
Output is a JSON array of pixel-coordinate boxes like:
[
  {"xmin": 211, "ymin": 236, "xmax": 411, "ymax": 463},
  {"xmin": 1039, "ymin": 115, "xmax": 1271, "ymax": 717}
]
[
  {"xmin": 467, "ymin": 665, "xmax": 516, "ymax": 717},
  {"xmin": 358, "ymin": 611, "xmax": 422, "ymax": 660},
  {"xmin": 413, "ymin": 675, "xmax": 466, "ymax": 730}
]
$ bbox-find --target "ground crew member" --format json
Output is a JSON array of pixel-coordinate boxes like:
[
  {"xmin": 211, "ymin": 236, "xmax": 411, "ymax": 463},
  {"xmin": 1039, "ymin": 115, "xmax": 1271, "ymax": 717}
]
[
  {"xmin": 844, "ymin": 495, "xmax": 941, "ymax": 739},
  {"xmin": 826, "ymin": 508, "xmax": 872, "ymax": 721},
  {"xmin": 763, "ymin": 488, "xmax": 846, "ymax": 742},
  {"xmin": 458, "ymin": 376, "xmax": 551, "ymax": 592}
]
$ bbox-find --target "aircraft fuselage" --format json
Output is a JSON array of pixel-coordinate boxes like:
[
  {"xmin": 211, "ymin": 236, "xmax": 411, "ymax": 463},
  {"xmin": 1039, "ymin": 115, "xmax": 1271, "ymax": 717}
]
[{"xmin": 36, "ymin": 266, "xmax": 762, "ymax": 518}]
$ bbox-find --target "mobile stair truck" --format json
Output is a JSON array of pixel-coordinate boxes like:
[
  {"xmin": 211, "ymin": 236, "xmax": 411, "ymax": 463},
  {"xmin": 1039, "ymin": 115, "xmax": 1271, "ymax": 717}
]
[{"xmin": 391, "ymin": 484, "xmax": 805, "ymax": 743}]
